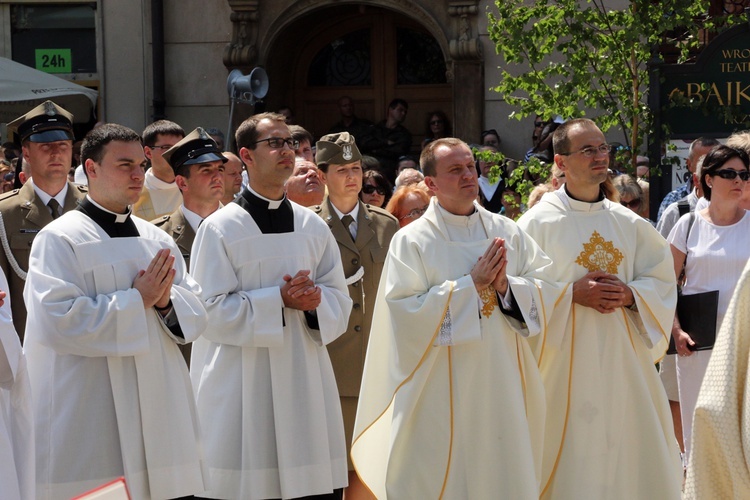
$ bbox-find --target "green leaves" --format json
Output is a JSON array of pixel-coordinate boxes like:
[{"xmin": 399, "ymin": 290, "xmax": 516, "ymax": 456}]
[{"xmin": 488, "ymin": 0, "xmax": 717, "ymax": 173}]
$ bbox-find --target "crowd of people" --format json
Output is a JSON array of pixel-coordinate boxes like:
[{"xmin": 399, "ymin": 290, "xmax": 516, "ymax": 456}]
[{"xmin": 0, "ymin": 97, "xmax": 749, "ymax": 500}]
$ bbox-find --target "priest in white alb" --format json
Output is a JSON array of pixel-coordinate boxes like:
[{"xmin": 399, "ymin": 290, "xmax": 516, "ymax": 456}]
[
  {"xmin": 0, "ymin": 269, "xmax": 33, "ymax": 500},
  {"xmin": 189, "ymin": 112, "xmax": 352, "ymax": 499},
  {"xmin": 352, "ymin": 138, "xmax": 565, "ymax": 499},
  {"xmin": 23, "ymin": 124, "xmax": 208, "ymax": 499},
  {"xmin": 517, "ymin": 118, "xmax": 682, "ymax": 499}
]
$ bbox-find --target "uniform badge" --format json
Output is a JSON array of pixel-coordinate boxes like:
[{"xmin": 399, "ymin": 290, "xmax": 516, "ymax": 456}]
[{"xmin": 342, "ymin": 144, "xmax": 353, "ymax": 161}]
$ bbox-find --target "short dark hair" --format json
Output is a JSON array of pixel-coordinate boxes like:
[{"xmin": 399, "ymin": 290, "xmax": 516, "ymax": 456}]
[
  {"xmin": 360, "ymin": 169, "xmax": 394, "ymax": 206},
  {"xmin": 82, "ymin": 123, "xmax": 142, "ymax": 166},
  {"xmin": 235, "ymin": 112, "xmax": 287, "ymax": 150},
  {"xmin": 289, "ymin": 125, "xmax": 313, "ymax": 145},
  {"xmin": 700, "ymin": 145, "xmax": 750, "ymax": 201},
  {"xmin": 388, "ymin": 98, "xmax": 408, "ymax": 110},
  {"xmin": 420, "ymin": 137, "xmax": 465, "ymax": 177},
  {"xmin": 142, "ymin": 120, "xmax": 185, "ymax": 147},
  {"xmin": 552, "ymin": 118, "xmax": 596, "ymax": 156}
]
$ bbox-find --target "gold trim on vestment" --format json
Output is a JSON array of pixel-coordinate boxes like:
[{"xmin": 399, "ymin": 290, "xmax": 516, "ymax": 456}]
[
  {"xmin": 516, "ymin": 335, "xmax": 528, "ymax": 417},
  {"xmin": 479, "ymin": 285, "xmax": 498, "ymax": 318},
  {"xmin": 540, "ymin": 304, "xmax": 576, "ymax": 498},
  {"xmin": 438, "ymin": 346, "xmax": 455, "ymax": 500},
  {"xmin": 351, "ymin": 282, "xmax": 456, "ymax": 497},
  {"xmin": 537, "ymin": 283, "xmax": 571, "ymax": 368},
  {"xmin": 623, "ymin": 308, "xmax": 636, "ymax": 352},
  {"xmin": 632, "ymin": 289, "xmax": 670, "ymax": 363}
]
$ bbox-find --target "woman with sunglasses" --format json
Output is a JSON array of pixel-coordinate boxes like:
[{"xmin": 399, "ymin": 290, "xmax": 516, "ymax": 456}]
[
  {"xmin": 612, "ymin": 174, "xmax": 654, "ymax": 225},
  {"xmin": 667, "ymin": 144, "xmax": 750, "ymax": 464},
  {"xmin": 359, "ymin": 169, "xmax": 392, "ymax": 208}
]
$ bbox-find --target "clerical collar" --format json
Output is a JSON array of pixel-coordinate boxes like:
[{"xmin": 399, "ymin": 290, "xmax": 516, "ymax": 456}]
[
  {"xmin": 435, "ymin": 200, "xmax": 480, "ymax": 226},
  {"xmin": 564, "ymin": 185, "xmax": 604, "ymax": 203},
  {"xmin": 76, "ymin": 196, "xmax": 139, "ymax": 238},
  {"xmin": 246, "ymin": 185, "xmax": 285, "ymax": 209},
  {"xmin": 32, "ymin": 179, "xmax": 68, "ymax": 210},
  {"xmin": 556, "ymin": 186, "xmax": 606, "ymax": 213},
  {"xmin": 235, "ymin": 186, "xmax": 295, "ymax": 234}
]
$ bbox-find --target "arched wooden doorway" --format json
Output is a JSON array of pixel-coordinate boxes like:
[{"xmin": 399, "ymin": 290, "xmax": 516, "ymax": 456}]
[{"xmin": 266, "ymin": 5, "xmax": 452, "ymax": 152}]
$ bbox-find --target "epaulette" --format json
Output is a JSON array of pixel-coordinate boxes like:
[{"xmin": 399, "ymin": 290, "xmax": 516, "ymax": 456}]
[
  {"xmin": 0, "ymin": 189, "xmax": 21, "ymax": 203},
  {"xmin": 311, "ymin": 204, "xmax": 323, "ymax": 214},
  {"xmin": 73, "ymin": 183, "xmax": 88, "ymax": 193},
  {"xmin": 152, "ymin": 214, "xmax": 171, "ymax": 226}
]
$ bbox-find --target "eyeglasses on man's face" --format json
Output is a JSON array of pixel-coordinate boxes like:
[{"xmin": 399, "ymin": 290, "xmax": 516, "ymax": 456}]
[
  {"xmin": 253, "ymin": 137, "xmax": 300, "ymax": 150},
  {"xmin": 712, "ymin": 169, "xmax": 750, "ymax": 181},
  {"xmin": 362, "ymin": 184, "xmax": 387, "ymax": 196},
  {"xmin": 558, "ymin": 144, "xmax": 612, "ymax": 159},
  {"xmin": 399, "ymin": 205, "xmax": 429, "ymax": 220}
]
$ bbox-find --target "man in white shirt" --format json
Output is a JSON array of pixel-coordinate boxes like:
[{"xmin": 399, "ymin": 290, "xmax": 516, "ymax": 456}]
[{"xmin": 133, "ymin": 120, "xmax": 185, "ymax": 220}]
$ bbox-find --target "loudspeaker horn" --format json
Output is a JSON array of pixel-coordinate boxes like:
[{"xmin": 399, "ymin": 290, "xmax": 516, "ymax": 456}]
[{"xmin": 227, "ymin": 67, "xmax": 269, "ymax": 102}]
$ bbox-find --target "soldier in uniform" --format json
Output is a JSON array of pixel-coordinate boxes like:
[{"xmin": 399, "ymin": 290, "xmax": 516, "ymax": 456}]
[
  {"xmin": 312, "ymin": 132, "xmax": 399, "ymax": 498},
  {"xmin": 0, "ymin": 101, "xmax": 87, "ymax": 339},
  {"xmin": 153, "ymin": 127, "xmax": 226, "ymax": 365}
]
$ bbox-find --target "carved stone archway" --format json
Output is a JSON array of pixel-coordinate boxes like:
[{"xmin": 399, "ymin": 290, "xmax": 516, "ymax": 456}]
[{"xmin": 222, "ymin": 0, "xmax": 484, "ymax": 142}]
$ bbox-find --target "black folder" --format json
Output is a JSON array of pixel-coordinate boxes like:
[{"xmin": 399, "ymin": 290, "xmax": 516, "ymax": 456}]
[{"xmin": 667, "ymin": 290, "xmax": 719, "ymax": 354}]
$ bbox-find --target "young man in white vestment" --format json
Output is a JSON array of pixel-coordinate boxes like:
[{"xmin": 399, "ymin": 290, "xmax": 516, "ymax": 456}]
[
  {"xmin": 517, "ymin": 118, "xmax": 682, "ymax": 499},
  {"xmin": 351, "ymin": 138, "xmax": 565, "ymax": 499},
  {"xmin": 23, "ymin": 124, "xmax": 209, "ymax": 499},
  {"xmin": 189, "ymin": 112, "xmax": 352, "ymax": 499},
  {"xmin": 0, "ymin": 273, "xmax": 34, "ymax": 500}
]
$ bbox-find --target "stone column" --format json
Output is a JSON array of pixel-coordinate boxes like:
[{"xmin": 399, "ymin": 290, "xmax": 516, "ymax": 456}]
[
  {"xmin": 448, "ymin": 1, "xmax": 483, "ymax": 145},
  {"xmin": 224, "ymin": 0, "xmax": 260, "ymax": 70}
]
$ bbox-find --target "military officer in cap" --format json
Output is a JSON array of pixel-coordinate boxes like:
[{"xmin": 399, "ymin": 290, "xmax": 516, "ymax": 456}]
[
  {"xmin": 313, "ymin": 131, "xmax": 398, "ymax": 498},
  {"xmin": 153, "ymin": 127, "xmax": 226, "ymax": 365},
  {"xmin": 0, "ymin": 100, "xmax": 87, "ymax": 339}
]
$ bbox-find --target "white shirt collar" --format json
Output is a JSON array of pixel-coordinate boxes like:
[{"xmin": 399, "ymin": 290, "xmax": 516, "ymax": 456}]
[
  {"xmin": 331, "ymin": 201, "xmax": 360, "ymax": 222},
  {"xmin": 32, "ymin": 180, "xmax": 68, "ymax": 210},
  {"xmin": 181, "ymin": 205, "xmax": 204, "ymax": 232}
]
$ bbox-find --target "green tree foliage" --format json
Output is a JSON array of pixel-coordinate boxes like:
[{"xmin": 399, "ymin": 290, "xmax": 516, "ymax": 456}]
[{"xmin": 487, "ymin": 0, "xmax": 729, "ymax": 178}]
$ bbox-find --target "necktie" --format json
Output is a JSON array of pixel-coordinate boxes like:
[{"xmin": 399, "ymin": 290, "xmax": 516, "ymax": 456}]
[
  {"xmin": 341, "ymin": 214, "xmax": 355, "ymax": 242},
  {"xmin": 48, "ymin": 199, "xmax": 61, "ymax": 220}
]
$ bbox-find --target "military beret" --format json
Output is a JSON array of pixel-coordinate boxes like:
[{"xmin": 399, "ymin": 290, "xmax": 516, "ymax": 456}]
[
  {"xmin": 163, "ymin": 127, "xmax": 227, "ymax": 172},
  {"xmin": 7, "ymin": 100, "xmax": 74, "ymax": 143},
  {"xmin": 315, "ymin": 132, "xmax": 362, "ymax": 166}
]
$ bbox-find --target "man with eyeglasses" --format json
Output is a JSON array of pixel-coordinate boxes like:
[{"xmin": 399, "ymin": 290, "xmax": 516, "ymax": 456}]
[
  {"xmin": 0, "ymin": 101, "xmax": 87, "ymax": 340},
  {"xmin": 132, "ymin": 120, "xmax": 186, "ymax": 221},
  {"xmin": 189, "ymin": 112, "xmax": 352, "ymax": 500},
  {"xmin": 312, "ymin": 132, "xmax": 398, "ymax": 499},
  {"xmin": 517, "ymin": 118, "xmax": 682, "ymax": 499},
  {"xmin": 353, "ymin": 137, "xmax": 562, "ymax": 498}
]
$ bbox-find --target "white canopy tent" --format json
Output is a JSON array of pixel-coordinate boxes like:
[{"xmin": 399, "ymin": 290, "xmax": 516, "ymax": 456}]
[{"xmin": 0, "ymin": 57, "xmax": 98, "ymax": 127}]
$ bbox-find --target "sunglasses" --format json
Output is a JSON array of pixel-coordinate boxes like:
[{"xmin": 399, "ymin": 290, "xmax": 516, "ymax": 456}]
[
  {"xmin": 713, "ymin": 169, "xmax": 750, "ymax": 181},
  {"xmin": 362, "ymin": 184, "xmax": 387, "ymax": 195},
  {"xmin": 620, "ymin": 199, "xmax": 640, "ymax": 209},
  {"xmin": 534, "ymin": 121, "xmax": 544, "ymax": 127}
]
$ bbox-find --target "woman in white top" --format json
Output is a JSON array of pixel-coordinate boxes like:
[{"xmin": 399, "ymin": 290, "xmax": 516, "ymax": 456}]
[{"xmin": 668, "ymin": 144, "xmax": 750, "ymax": 463}]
